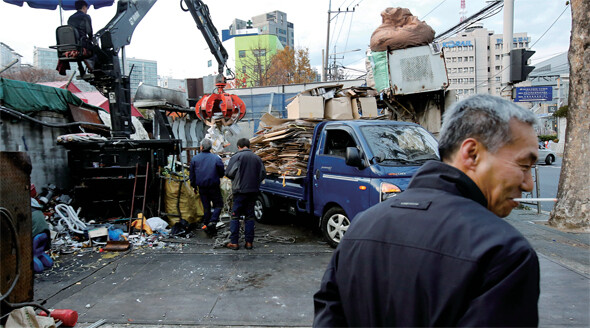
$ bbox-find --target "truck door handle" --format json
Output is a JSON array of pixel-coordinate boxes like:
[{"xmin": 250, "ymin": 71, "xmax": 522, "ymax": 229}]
[{"xmin": 314, "ymin": 169, "xmax": 320, "ymax": 180}]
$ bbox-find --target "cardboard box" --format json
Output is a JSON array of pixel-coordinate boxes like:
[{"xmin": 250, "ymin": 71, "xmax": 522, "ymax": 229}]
[
  {"xmin": 325, "ymin": 97, "xmax": 353, "ymax": 120},
  {"xmin": 351, "ymin": 97, "xmax": 379, "ymax": 119},
  {"xmin": 287, "ymin": 95, "xmax": 324, "ymax": 119}
]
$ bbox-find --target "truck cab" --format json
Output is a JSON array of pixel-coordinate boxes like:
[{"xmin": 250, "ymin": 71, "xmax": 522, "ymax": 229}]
[{"xmin": 258, "ymin": 120, "xmax": 439, "ymax": 247}]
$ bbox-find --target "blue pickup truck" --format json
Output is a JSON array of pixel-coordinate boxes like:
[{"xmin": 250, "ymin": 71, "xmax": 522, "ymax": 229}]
[{"xmin": 255, "ymin": 120, "xmax": 439, "ymax": 247}]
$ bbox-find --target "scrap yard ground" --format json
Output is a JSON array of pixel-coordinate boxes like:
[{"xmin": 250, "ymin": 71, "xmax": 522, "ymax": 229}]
[{"xmin": 33, "ymin": 209, "xmax": 589, "ymax": 327}]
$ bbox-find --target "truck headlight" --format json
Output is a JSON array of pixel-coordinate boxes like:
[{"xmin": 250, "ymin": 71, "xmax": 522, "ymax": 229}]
[{"xmin": 381, "ymin": 182, "xmax": 401, "ymax": 201}]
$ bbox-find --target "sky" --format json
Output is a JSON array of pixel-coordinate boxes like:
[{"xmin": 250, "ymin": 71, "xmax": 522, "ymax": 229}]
[{"xmin": 0, "ymin": 0, "xmax": 572, "ymax": 80}]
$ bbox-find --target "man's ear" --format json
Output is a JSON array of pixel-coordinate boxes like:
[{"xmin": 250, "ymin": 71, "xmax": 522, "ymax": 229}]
[{"xmin": 454, "ymin": 138, "xmax": 482, "ymax": 172}]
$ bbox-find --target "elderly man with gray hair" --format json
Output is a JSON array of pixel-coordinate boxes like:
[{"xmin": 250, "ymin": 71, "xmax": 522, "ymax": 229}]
[
  {"xmin": 189, "ymin": 138, "xmax": 225, "ymax": 236},
  {"xmin": 314, "ymin": 94, "xmax": 541, "ymax": 327}
]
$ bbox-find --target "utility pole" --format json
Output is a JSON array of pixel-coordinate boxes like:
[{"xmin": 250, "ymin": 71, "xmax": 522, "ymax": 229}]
[
  {"xmin": 501, "ymin": 0, "xmax": 514, "ymax": 99},
  {"xmin": 323, "ymin": 2, "xmax": 356, "ymax": 82},
  {"xmin": 323, "ymin": 0, "xmax": 332, "ymax": 82}
]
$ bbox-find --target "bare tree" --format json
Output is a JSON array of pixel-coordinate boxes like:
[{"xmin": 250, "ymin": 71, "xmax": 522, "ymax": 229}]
[
  {"xmin": 548, "ymin": 0, "xmax": 590, "ymax": 231},
  {"xmin": 235, "ymin": 40, "xmax": 273, "ymax": 88},
  {"xmin": 1, "ymin": 66, "xmax": 67, "ymax": 84}
]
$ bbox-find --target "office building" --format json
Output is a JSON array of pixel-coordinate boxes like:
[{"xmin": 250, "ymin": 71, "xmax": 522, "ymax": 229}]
[
  {"xmin": 33, "ymin": 47, "xmax": 60, "ymax": 71},
  {"xmin": 441, "ymin": 24, "xmax": 530, "ymax": 98},
  {"xmin": 1, "ymin": 42, "xmax": 22, "ymax": 68},
  {"xmin": 125, "ymin": 57, "xmax": 158, "ymax": 97}
]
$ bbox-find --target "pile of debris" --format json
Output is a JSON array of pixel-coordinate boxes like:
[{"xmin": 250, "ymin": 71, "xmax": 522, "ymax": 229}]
[{"xmin": 250, "ymin": 115, "xmax": 320, "ymax": 177}]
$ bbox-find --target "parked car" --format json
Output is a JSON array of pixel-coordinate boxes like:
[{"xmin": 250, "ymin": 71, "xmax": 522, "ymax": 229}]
[{"xmin": 538, "ymin": 145, "xmax": 556, "ymax": 165}]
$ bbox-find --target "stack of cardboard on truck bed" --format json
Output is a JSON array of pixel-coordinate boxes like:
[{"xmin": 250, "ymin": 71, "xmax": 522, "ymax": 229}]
[
  {"xmin": 250, "ymin": 114, "xmax": 321, "ymax": 177},
  {"xmin": 287, "ymin": 85, "xmax": 380, "ymax": 120}
]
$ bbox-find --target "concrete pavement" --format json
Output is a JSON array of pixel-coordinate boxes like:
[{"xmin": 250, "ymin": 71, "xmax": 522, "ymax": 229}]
[{"xmin": 33, "ymin": 209, "xmax": 589, "ymax": 327}]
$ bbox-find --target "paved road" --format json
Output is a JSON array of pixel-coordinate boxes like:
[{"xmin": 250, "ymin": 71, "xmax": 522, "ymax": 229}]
[
  {"xmin": 537, "ymin": 156, "xmax": 562, "ymax": 212},
  {"xmin": 522, "ymin": 156, "xmax": 562, "ymax": 212},
  {"xmin": 33, "ymin": 209, "xmax": 588, "ymax": 327}
]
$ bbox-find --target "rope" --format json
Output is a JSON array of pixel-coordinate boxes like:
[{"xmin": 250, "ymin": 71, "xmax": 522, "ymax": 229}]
[{"xmin": 212, "ymin": 221, "xmax": 296, "ymax": 248}]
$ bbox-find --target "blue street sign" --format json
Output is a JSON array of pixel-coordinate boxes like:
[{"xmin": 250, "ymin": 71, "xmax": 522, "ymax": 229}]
[{"xmin": 514, "ymin": 86, "xmax": 553, "ymax": 102}]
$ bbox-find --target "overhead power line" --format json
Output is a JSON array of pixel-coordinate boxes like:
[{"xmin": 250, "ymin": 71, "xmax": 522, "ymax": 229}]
[
  {"xmin": 434, "ymin": 0, "xmax": 504, "ymax": 42},
  {"xmin": 530, "ymin": 3, "xmax": 570, "ymax": 49},
  {"xmin": 422, "ymin": 0, "xmax": 450, "ymax": 20}
]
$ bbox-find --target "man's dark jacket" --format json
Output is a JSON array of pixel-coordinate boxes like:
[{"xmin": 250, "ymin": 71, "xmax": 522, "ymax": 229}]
[
  {"xmin": 313, "ymin": 160, "xmax": 540, "ymax": 327},
  {"xmin": 67, "ymin": 11, "xmax": 93, "ymax": 42},
  {"xmin": 225, "ymin": 148, "xmax": 265, "ymax": 194},
  {"xmin": 189, "ymin": 151, "xmax": 224, "ymax": 188}
]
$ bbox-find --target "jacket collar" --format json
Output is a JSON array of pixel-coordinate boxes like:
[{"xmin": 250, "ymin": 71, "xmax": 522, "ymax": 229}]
[{"xmin": 408, "ymin": 161, "xmax": 488, "ymax": 208}]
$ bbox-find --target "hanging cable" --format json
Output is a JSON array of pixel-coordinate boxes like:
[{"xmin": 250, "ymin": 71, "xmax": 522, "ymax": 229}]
[
  {"xmin": 422, "ymin": 0, "xmax": 450, "ymax": 20},
  {"xmin": 0, "ymin": 207, "xmax": 20, "ymax": 302},
  {"xmin": 530, "ymin": 4, "xmax": 570, "ymax": 49}
]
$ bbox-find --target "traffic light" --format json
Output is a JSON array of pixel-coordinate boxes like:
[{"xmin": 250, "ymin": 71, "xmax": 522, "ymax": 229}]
[{"xmin": 510, "ymin": 49, "xmax": 536, "ymax": 83}]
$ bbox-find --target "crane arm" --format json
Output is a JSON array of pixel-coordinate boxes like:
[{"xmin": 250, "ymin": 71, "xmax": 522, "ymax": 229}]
[
  {"xmin": 95, "ymin": 0, "xmax": 157, "ymax": 53},
  {"xmin": 181, "ymin": 0, "xmax": 230, "ymax": 79}
]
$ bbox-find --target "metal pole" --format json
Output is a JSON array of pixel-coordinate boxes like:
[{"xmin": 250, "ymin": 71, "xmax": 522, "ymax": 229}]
[
  {"xmin": 501, "ymin": 0, "xmax": 514, "ymax": 99},
  {"xmin": 59, "ymin": 0, "xmax": 63, "ymax": 25},
  {"xmin": 0, "ymin": 58, "xmax": 19, "ymax": 74},
  {"xmin": 121, "ymin": 46, "xmax": 126, "ymax": 75},
  {"xmin": 534, "ymin": 165, "xmax": 541, "ymax": 214},
  {"xmin": 323, "ymin": 0, "xmax": 332, "ymax": 82}
]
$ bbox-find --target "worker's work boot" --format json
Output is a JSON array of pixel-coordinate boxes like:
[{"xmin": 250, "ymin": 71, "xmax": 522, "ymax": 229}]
[
  {"xmin": 225, "ymin": 242, "xmax": 239, "ymax": 250},
  {"xmin": 245, "ymin": 242, "xmax": 253, "ymax": 250}
]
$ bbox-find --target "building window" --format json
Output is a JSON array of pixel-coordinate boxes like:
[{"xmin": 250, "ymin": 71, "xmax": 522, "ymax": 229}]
[
  {"xmin": 464, "ymin": 89, "xmax": 470, "ymax": 94},
  {"xmin": 458, "ymin": 78, "xmax": 463, "ymax": 84},
  {"xmin": 469, "ymin": 78, "xmax": 474, "ymax": 83},
  {"xmin": 496, "ymin": 87, "xmax": 501, "ymax": 93},
  {"xmin": 458, "ymin": 57, "xmax": 462, "ymax": 62},
  {"xmin": 470, "ymin": 89, "xmax": 475, "ymax": 94},
  {"xmin": 253, "ymin": 49, "xmax": 266, "ymax": 57},
  {"xmin": 469, "ymin": 45, "xmax": 474, "ymax": 51},
  {"xmin": 452, "ymin": 68, "xmax": 457, "ymax": 73},
  {"xmin": 447, "ymin": 68, "xmax": 451, "ymax": 74},
  {"xmin": 469, "ymin": 67, "xmax": 474, "ymax": 73},
  {"xmin": 457, "ymin": 89, "xmax": 463, "ymax": 94},
  {"xmin": 495, "ymin": 65, "xmax": 501, "ymax": 71},
  {"xmin": 496, "ymin": 76, "xmax": 501, "ymax": 82},
  {"xmin": 242, "ymin": 66, "xmax": 247, "ymax": 73},
  {"xmin": 457, "ymin": 68, "xmax": 462, "ymax": 73},
  {"xmin": 452, "ymin": 57, "xmax": 457, "ymax": 62},
  {"xmin": 207, "ymin": 60, "xmax": 212, "ymax": 67},
  {"xmin": 495, "ymin": 55, "xmax": 501, "ymax": 60},
  {"xmin": 469, "ymin": 56, "xmax": 474, "ymax": 62},
  {"xmin": 464, "ymin": 56, "xmax": 468, "ymax": 62},
  {"xmin": 239, "ymin": 50, "xmax": 246, "ymax": 58}
]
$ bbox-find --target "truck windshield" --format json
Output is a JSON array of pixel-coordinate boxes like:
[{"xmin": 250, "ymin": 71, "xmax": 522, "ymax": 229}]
[{"xmin": 360, "ymin": 125, "xmax": 439, "ymax": 165}]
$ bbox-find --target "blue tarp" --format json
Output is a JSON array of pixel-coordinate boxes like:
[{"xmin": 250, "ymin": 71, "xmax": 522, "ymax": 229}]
[{"xmin": 3, "ymin": 0, "xmax": 114, "ymax": 10}]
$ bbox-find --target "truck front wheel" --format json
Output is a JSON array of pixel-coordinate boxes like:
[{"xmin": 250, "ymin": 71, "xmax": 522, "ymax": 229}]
[
  {"xmin": 321, "ymin": 206, "xmax": 350, "ymax": 248},
  {"xmin": 254, "ymin": 195, "xmax": 274, "ymax": 224}
]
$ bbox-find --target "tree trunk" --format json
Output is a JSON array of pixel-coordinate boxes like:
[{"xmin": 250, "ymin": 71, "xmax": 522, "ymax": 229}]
[{"xmin": 548, "ymin": 0, "xmax": 590, "ymax": 231}]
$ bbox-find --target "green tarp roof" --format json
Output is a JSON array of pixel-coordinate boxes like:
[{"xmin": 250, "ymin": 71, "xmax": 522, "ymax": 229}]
[{"xmin": 0, "ymin": 77, "xmax": 103, "ymax": 113}]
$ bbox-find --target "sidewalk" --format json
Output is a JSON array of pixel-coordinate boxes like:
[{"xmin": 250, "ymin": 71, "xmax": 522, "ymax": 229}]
[{"xmin": 32, "ymin": 209, "xmax": 589, "ymax": 327}]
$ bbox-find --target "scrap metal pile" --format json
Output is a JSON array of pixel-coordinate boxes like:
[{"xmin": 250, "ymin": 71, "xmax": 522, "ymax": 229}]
[{"xmin": 250, "ymin": 114, "xmax": 321, "ymax": 177}]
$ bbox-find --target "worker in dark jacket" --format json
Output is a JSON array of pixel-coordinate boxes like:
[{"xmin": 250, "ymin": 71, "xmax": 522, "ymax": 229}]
[
  {"xmin": 189, "ymin": 138, "xmax": 225, "ymax": 236},
  {"xmin": 67, "ymin": 1, "xmax": 93, "ymax": 47},
  {"xmin": 66, "ymin": 0, "xmax": 95, "ymax": 74},
  {"xmin": 225, "ymin": 138, "xmax": 266, "ymax": 250},
  {"xmin": 313, "ymin": 94, "xmax": 541, "ymax": 327}
]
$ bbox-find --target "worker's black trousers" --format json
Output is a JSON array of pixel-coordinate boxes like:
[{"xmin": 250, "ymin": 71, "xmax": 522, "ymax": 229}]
[{"xmin": 230, "ymin": 192, "xmax": 257, "ymax": 244}]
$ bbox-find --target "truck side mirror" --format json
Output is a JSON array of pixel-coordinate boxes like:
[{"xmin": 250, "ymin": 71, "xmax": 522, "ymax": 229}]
[{"xmin": 345, "ymin": 147, "xmax": 364, "ymax": 168}]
